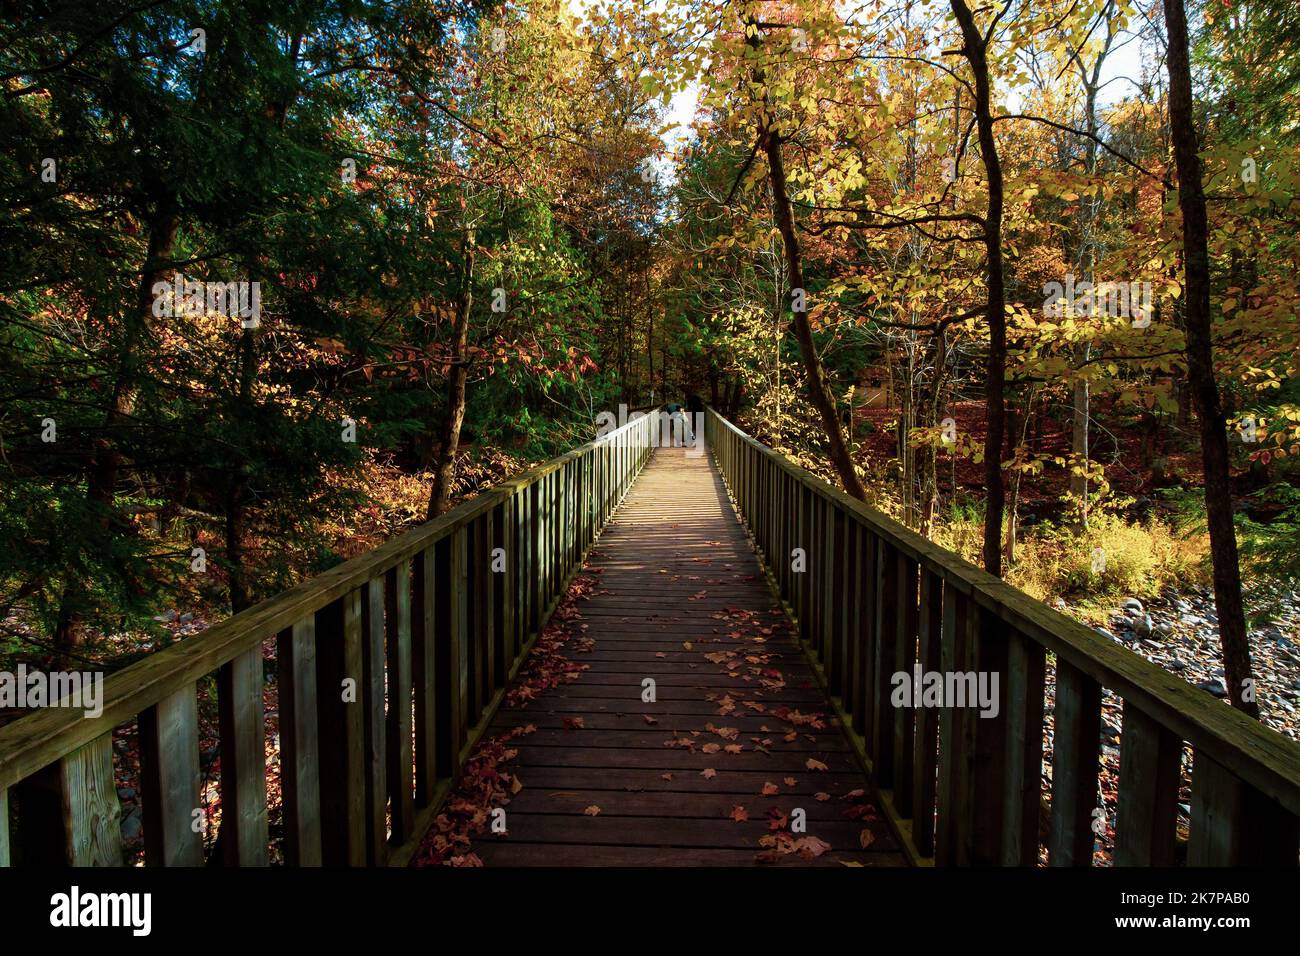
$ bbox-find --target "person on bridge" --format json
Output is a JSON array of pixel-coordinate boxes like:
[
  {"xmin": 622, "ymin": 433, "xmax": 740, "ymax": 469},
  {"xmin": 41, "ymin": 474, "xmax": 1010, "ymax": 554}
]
[{"xmin": 665, "ymin": 401, "xmax": 688, "ymax": 446}]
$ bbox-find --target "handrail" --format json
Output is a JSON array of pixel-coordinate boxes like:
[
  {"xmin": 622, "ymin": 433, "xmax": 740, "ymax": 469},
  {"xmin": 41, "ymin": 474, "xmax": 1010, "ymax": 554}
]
[
  {"xmin": 705, "ymin": 407, "xmax": 1300, "ymax": 866},
  {"xmin": 0, "ymin": 409, "xmax": 660, "ymax": 866}
]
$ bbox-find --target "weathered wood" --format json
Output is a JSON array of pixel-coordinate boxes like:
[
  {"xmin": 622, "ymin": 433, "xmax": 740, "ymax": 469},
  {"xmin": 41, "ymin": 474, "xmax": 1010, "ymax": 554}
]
[
  {"xmin": 58, "ymin": 734, "xmax": 122, "ymax": 866},
  {"xmin": 315, "ymin": 590, "xmax": 366, "ymax": 865},
  {"xmin": 476, "ymin": 446, "xmax": 905, "ymax": 867},
  {"xmin": 412, "ymin": 547, "xmax": 437, "ymax": 805},
  {"xmin": 277, "ymin": 618, "xmax": 321, "ymax": 865},
  {"xmin": 435, "ymin": 531, "xmax": 467, "ymax": 777},
  {"xmin": 911, "ymin": 570, "xmax": 943, "ymax": 856},
  {"xmin": 1189, "ymin": 750, "xmax": 1300, "ymax": 865},
  {"xmin": 361, "ymin": 576, "xmax": 388, "ymax": 864},
  {"xmin": 493, "ymin": 498, "xmax": 511, "ymax": 688},
  {"xmin": 0, "ymin": 787, "xmax": 7, "ymax": 866},
  {"xmin": 385, "ymin": 561, "xmax": 415, "ymax": 845},
  {"xmin": 872, "ymin": 539, "xmax": 899, "ymax": 787},
  {"xmin": 139, "ymin": 684, "xmax": 203, "ymax": 866},
  {"xmin": 891, "ymin": 552, "xmax": 919, "ymax": 815},
  {"xmin": 1114, "ymin": 701, "xmax": 1180, "ymax": 866},
  {"xmin": 1001, "ymin": 630, "xmax": 1046, "ymax": 865},
  {"xmin": 934, "ymin": 585, "xmax": 969, "ymax": 865},
  {"xmin": 1048, "ymin": 660, "xmax": 1102, "ymax": 866},
  {"xmin": 217, "ymin": 644, "xmax": 268, "ymax": 865}
]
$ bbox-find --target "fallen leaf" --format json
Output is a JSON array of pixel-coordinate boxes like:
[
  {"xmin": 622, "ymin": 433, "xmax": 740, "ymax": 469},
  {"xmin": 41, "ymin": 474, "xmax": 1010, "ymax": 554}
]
[
  {"xmin": 859, "ymin": 829, "xmax": 876, "ymax": 849},
  {"xmin": 583, "ymin": 805, "xmax": 601, "ymax": 816},
  {"xmin": 761, "ymin": 782, "xmax": 780, "ymax": 796},
  {"xmin": 661, "ymin": 772, "xmax": 674, "ymax": 781},
  {"xmin": 730, "ymin": 805, "xmax": 749, "ymax": 822},
  {"xmin": 806, "ymin": 758, "xmax": 828, "ymax": 772},
  {"xmin": 783, "ymin": 777, "xmax": 797, "ymax": 787},
  {"xmin": 814, "ymin": 792, "xmax": 831, "ymax": 802},
  {"xmin": 701, "ymin": 768, "xmax": 717, "ymax": 779},
  {"xmin": 642, "ymin": 715, "xmax": 658, "ymax": 725}
]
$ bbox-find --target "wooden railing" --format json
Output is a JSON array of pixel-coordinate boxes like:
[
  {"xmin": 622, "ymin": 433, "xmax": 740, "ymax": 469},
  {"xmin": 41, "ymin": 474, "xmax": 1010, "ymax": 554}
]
[
  {"xmin": 706, "ymin": 408, "xmax": 1300, "ymax": 866},
  {"xmin": 0, "ymin": 411, "xmax": 658, "ymax": 866}
]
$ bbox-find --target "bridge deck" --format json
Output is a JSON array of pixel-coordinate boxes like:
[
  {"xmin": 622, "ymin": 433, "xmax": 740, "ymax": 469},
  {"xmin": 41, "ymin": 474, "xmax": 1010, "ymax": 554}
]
[{"xmin": 477, "ymin": 445, "xmax": 904, "ymax": 866}]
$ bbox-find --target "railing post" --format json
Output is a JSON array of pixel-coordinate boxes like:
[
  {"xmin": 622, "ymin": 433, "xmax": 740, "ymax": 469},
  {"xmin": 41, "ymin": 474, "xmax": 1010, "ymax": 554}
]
[
  {"xmin": 218, "ymin": 642, "xmax": 268, "ymax": 865},
  {"xmin": 278, "ymin": 618, "xmax": 321, "ymax": 865},
  {"xmin": 1001, "ymin": 629, "xmax": 1046, "ymax": 865},
  {"xmin": 140, "ymin": 684, "xmax": 204, "ymax": 866},
  {"xmin": 385, "ymin": 560, "xmax": 415, "ymax": 845},
  {"xmin": 1048, "ymin": 659, "xmax": 1102, "ymax": 866},
  {"xmin": 412, "ymin": 546, "xmax": 437, "ymax": 805},
  {"xmin": 1114, "ymin": 701, "xmax": 1180, "ymax": 865},
  {"xmin": 360, "ymin": 576, "xmax": 388, "ymax": 864},
  {"xmin": 314, "ymin": 590, "xmax": 366, "ymax": 865}
]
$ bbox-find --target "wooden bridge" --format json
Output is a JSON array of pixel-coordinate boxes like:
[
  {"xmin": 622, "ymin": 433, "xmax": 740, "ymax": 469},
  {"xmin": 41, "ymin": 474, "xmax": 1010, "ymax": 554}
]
[{"xmin": 1, "ymin": 409, "xmax": 1297, "ymax": 867}]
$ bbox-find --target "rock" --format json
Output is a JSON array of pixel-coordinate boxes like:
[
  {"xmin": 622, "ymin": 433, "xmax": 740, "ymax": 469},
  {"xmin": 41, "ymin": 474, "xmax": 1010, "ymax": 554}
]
[
  {"xmin": 153, "ymin": 609, "xmax": 178, "ymax": 623},
  {"xmin": 1093, "ymin": 627, "xmax": 1120, "ymax": 643},
  {"xmin": 1050, "ymin": 597, "xmax": 1067, "ymax": 611},
  {"xmin": 1134, "ymin": 613, "xmax": 1154, "ymax": 638},
  {"xmin": 1123, "ymin": 597, "xmax": 1145, "ymax": 614},
  {"xmin": 1168, "ymin": 658, "xmax": 1189, "ymax": 671},
  {"xmin": 116, "ymin": 786, "xmax": 135, "ymax": 801},
  {"xmin": 179, "ymin": 612, "xmax": 194, "ymax": 624},
  {"xmin": 1197, "ymin": 678, "xmax": 1228, "ymax": 698},
  {"xmin": 120, "ymin": 809, "xmax": 142, "ymax": 841}
]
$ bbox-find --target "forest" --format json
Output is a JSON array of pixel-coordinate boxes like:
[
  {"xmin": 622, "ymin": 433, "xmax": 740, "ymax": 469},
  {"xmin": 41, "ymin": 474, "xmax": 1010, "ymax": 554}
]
[{"xmin": 1, "ymin": 0, "xmax": 1298, "ymax": 873}]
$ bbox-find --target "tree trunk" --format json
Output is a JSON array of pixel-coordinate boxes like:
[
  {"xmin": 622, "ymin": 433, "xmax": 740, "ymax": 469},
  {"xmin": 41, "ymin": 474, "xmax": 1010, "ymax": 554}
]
[
  {"xmin": 951, "ymin": 0, "xmax": 1008, "ymax": 576},
  {"xmin": 427, "ymin": 233, "xmax": 476, "ymax": 520},
  {"xmin": 1162, "ymin": 0, "xmax": 1258, "ymax": 717}
]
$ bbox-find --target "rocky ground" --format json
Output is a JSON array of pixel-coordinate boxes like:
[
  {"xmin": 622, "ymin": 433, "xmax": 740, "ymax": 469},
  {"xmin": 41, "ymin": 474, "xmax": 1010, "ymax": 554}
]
[
  {"xmin": 1071, "ymin": 586, "xmax": 1300, "ymax": 740},
  {"xmin": 1039, "ymin": 586, "xmax": 1299, "ymax": 864}
]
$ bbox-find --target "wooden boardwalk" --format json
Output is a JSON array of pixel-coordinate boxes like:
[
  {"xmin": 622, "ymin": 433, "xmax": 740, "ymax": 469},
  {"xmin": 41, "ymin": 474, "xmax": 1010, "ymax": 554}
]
[{"xmin": 477, "ymin": 444, "xmax": 904, "ymax": 866}]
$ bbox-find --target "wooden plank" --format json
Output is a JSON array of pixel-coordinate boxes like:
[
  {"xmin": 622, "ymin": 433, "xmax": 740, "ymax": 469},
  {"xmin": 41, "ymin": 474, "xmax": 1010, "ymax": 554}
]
[
  {"xmin": 435, "ymin": 531, "xmax": 467, "ymax": 778},
  {"xmin": 1114, "ymin": 701, "xmax": 1180, "ymax": 866},
  {"xmin": 277, "ymin": 618, "xmax": 321, "ymax": 865},
  {"xmin": 493, "ymin": 498, "xmax": 512, "ymax": 687},
  {"xmin": 1001, "ymin": 630, "xmax": 1046, "ymax": 865},
  {"xmin": 59, "ymin": 733, "xmax": 122, "ymax": 866},
  {"xmin": 891, "ymin": 552, "xmax": 919, "ymax": 815},
  {"xmin": 1048, "ymin": 659, "xmax": 1102, "ymax": 866},
  {"xmin": 412, "ymin": 547, "xmax": 436, "ymax": 805},
  {"xmin": 872, "ymin": 539, "xmax": 899, "ymax": 787},
  {"xmin": 934, "ymin": 584, "xmax": 969, "ymax": 864},
  {"xmin": 361, "ymin": 576, "xmax": 388, "ymax": 864},
  {"xmin": 466, "ymin": 515, "xmax": 485, "ymax": 720},
  {"xmin": 1189, "ymin": 750, "xmax": 1299, "ymax": 865},
  {"xmin": 967, "ymin": 607, "xmax": 1010, "ymax": 865},
  {"xmin": 217, "ymin": 644, "xmax": 268, "ymax": 865},
  {"xmin": 314, "ymin": 590, "xmax": 366, "ymax": 865},
  {"xmin": 911, "ymin": 570, "xmax": 943, "ymax": 857},
  {"xmin": 0, "ymin": 787, "xmax": 7, "ymax": 866},
  {"xmin": 385, "ymin": 560, "xmax": 415, "ymax": 846},
  {"xmin": 139, "ymin": 684, "xmax": 203, "ymax": 866}
]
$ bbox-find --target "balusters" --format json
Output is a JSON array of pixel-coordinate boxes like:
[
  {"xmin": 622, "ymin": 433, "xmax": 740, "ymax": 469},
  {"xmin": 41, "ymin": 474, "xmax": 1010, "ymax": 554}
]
[
  {"xmin": 1114, "ymin": 701, "xmax": 1180, "ymax": 865},
  {"xmin": 140, "ymin": 684, "xmax": 203, "ymax": 866},
  {"xmin": 911, "ymin": 569, "xmax": 943, "ymax": 857},
  {"xmin": 934, "ymin": 585, "xmax": 971, "ymax": 865},
  {"xmin": 0, "ymin": 787, "xmax": 8, "ymax": 866},
  {"xmin": 1001, "ymin": 629, "xmax": 1046, "ymax": 865},
  {"xmin": 360, "ymin": 577, "xmax": 388, "ymax": 864},
  {"xmin": 278, "ymin": 618, "xmax": 321, "ymax": 865},
  {"xmin": 1188, "ymin": 751, "xmax": 1299, "ymax": 865},
  {"xmin": 436, "ymin": 529, "xmax": 469, "ymax": 773},
  {"xmin": 871, "ymin": 539, "xmax": 899, "ymax": 787},
  {"xmin": 217, "ymin": 642, "xmax": 268, "ymax": 865},
  {"xmin": 385, "ymin": 560, "xmax": 415, "ymax": 846},
  {"xmin": 412, "ymin": 547, "xmax": 437, "ymax": 805},
  {"xmin": 891, "ymin": 553, "xmax": 920, "ymax": 816},
  {"xmin": 315, "ymin": 591, "xmax": 365, "ymax": 865},
  {"xmin": 493, "ymin": 499, "xmax": 511, "ymax": 688},
  {"xmin": 1048, "ymin": 659, "xmax": 1102, "ymax": 866}
]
